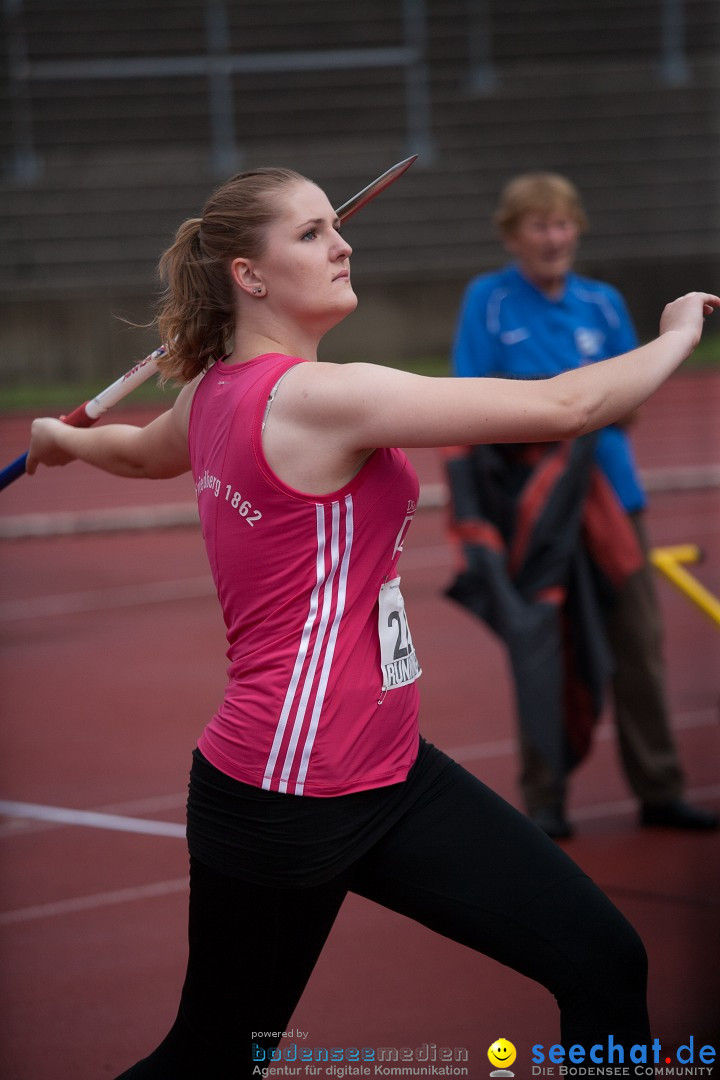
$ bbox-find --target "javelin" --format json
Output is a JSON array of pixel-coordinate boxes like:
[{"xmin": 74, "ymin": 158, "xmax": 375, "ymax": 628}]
[{"xmin": 0, "ymin": 155, "xmax": 417, "ymax": 492}]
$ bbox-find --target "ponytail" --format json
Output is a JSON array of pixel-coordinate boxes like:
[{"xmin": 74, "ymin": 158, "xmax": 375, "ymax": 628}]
[
  {"xmin": 153, "ymin": 167, "xmax": 307, "ymax": 384},
  {"xmin": 155, "ymin": 217, "xmax": 234, "ymax": 384}
]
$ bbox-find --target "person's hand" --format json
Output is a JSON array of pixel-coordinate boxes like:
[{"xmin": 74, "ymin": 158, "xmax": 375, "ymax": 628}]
[
  {"xmin": 26, "ymin": 418, "xmax": 76, "ymax": 474},
  {"xmin": 659, "ymin": 291, "xmax": 720, "ymax": 351}
]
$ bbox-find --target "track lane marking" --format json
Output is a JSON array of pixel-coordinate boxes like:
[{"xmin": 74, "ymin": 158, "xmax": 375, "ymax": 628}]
[
  {"xmin": 0, "ymin": 792, "xmax": 188, "ymax": 838},
  {"xmin": 571, "ymin": 783, "xmax": 720, "ymax": 822},
  {"xmin": 0, "ymin": 575, "xmax": 216, "ymax": 620},
  {"xmin": 0, "ymin": 547, "xmax": 455, "ymax": 621},
  {"xmin": 0, "ymin": 709, "xmax": 715, "ymax": 838},
  {"xmin": 0, "ymin": 800, "xmax": 185, "ymax": 837},
  {"xmin": 443, "ymin": 707, "xmax": 719, "ymax": 762},
  {"xmin": 0, "ymin": 878, "xmax": 188, "ymax": 926},
  {"xmin": 2, "ymin": 519, "xmax": 717, "ymax": 623},
  {"xmin": 1, "ymin": 463, "xmax": 718, "ymax": 539},
  {"xmin": 2, "ymin": 783, "xmax": 718, "ymax": 926}
]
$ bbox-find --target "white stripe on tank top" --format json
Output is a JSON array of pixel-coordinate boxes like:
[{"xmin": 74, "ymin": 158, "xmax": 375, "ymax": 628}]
[{"xmin": 262, "ymin": 495, "xmax": 354, "ymax": 794}]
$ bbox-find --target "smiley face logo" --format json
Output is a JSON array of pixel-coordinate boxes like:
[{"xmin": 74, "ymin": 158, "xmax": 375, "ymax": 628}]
[{"xmin": 488, "ymin": 1038, "xmax": 517, "ymax": 1075}]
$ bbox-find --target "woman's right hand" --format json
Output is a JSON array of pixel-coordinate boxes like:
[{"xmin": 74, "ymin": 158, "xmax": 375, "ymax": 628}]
[
  {"xmin": 26, "ymin": 418, "xmax": 76, "ymax": 474},
  {"xmin": 659, "ymin": 291, "xmax": 719, "ymax": 351}
]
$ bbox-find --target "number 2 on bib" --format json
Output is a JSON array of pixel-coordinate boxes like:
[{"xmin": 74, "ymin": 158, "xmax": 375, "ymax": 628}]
[{"xmin": 378, "ymin": 577, "xmax": 422, "ymax": 693}]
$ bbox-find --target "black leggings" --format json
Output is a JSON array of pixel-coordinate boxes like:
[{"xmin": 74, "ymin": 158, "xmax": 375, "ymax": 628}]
[{"xmin": 115, "ymin": 761, "xmax": 649, "ymax": 1078}]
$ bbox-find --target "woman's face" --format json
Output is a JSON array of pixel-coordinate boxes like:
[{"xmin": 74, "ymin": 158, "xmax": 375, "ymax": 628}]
[
  {"xmin": 247, "ymin": 179, "xmax": 357, "ymax": 332},
  {"xmin": 504, "ymin": 208, "xmax": 580, "ymax": 295}
]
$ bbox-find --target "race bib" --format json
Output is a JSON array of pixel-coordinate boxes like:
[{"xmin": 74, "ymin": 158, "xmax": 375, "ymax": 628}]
[{"xmin": 378, "ymin": 577, "xmax": 422, "ymax": 692}]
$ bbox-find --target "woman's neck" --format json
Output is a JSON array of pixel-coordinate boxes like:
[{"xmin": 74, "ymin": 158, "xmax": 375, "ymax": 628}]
[{"xmin": 225, "ymin": 328, "xmax": 319, "ymax": 365}]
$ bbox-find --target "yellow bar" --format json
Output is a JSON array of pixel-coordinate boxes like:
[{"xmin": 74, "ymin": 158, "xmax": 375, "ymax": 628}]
[{"xmin": 650, "ymin": 545, "xmax": 720, "ymax": 627}]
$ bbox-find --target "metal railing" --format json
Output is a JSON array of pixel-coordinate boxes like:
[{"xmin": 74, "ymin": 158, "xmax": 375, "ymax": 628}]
[
  {"xmin": 4, "ymin": 0, "xmax": 693, "ymax": 183},
  {"xmin": 463, "ymin": 0, "xmax": 691, "ymax": 96},
  {"xmin": 3, "ymin": 0, "xmax": 434, "ymax": 182}
]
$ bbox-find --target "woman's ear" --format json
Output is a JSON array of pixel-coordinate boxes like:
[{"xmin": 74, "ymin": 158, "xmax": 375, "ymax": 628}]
[{"xmin": 231, "ymin": 257, "xmax": 264, "ymax": 297}]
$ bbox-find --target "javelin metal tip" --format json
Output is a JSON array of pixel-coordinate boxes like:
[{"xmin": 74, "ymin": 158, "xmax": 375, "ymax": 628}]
[{"xmin": 335, "ymin": 155, "xmax": 418, "ymax": 223}]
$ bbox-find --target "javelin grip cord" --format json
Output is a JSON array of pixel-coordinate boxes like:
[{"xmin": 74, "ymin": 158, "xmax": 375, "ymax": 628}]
[{"xmin": 0, "ymin": 347, "xmax": 165, "ymax": 492}]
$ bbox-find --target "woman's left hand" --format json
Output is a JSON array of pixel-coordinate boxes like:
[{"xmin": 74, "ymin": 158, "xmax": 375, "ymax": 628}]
[{"xmin": 26, "ymin": 418, "xmax": 76, "ymax": 474}]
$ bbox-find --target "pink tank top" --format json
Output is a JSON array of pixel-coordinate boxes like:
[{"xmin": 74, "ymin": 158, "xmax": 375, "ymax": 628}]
[{"xmin": 188, "ymin": 354, "xmax": 421, "ymax": 796}]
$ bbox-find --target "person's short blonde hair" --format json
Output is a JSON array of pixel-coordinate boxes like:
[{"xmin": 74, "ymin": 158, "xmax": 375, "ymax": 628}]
[{"xmin": 494, "ymin": 172, "xmax": 589, "ymax": 238}]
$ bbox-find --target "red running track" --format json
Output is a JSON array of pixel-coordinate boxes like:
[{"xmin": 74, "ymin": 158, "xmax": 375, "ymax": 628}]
[{"xmin": 0, "ymin": 373, "xmax": 718, "ymax": 1078}]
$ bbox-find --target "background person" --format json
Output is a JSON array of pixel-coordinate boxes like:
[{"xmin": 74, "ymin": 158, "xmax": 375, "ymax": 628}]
[
  {"xmin": 26, "ymin": 166, "xmax": 718, "ymax": 1076},
  {"xmin": 450, "ymin": 171, "xmax": 719, "ymax": 839}
]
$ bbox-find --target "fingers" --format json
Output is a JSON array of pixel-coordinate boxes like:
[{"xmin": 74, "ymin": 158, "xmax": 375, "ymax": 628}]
[
  {"xmin": 658, "ymin": 291, "xmax": 720, "ymax": 350},
  {"xmin": 26, "ymin": 418, "xmax": 44, "ymax": 474},
  {"xmin": 678, "ymin": 291, "xmax": 719, "ymax": 314},
  {"xmin": 662, "ymin": 291, "xmax": 719, "ymax": 320},
  {"xmin": 27, "ymin": 417, "xmax": 74, "ymax": 472}
]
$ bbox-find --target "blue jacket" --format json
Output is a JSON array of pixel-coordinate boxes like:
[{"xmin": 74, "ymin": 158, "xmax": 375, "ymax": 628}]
[{"xmin": 452, "ymin": 265, "xmax": 646, "ymax": 511}]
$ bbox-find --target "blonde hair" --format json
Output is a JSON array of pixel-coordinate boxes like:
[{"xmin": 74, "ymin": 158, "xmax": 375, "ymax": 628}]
[
  {"xmin": 494, "ymin": 172, "xmax": 589, "ymax": 239},
  {"xmin": 155, "ymin": 167, "xmax": 308, "ymax": 383}
]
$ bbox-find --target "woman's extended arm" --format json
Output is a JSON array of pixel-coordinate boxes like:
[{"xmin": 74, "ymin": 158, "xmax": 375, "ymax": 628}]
[
  {"xmin": 26, "ymin": 292, "xmax": 718, "ymax": 486},
  {"xmin": 26, "ymin": 379, "xmax": 196, "ymax": 479},
  {"xmin": 280, "ymin": 292, "xmax": 718, "ymax": 452}
]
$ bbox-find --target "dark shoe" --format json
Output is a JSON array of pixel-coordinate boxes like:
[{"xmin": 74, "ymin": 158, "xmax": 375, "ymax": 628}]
[
  {"xmin": 640, "ymin": 799, "xmax": 720, "ymax": 830},
  {"xmin": 530, "ymin": 807, "xmax": 573, "ymax": 839}
]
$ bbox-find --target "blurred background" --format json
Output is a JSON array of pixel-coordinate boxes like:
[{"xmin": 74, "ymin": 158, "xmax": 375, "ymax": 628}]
[
  {"xmin": 1, "ymin": 6, "xmax": 719, "ymax": 1075},
  {"xmin": 1, "ymin": 0, "xmax": 719, "ymax": 387}
]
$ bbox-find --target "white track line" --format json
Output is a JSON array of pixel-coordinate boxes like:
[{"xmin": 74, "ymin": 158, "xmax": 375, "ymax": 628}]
[
  {"xmin": 0, "ymin": 575, "xmax": 215, "ymax": 621},
  {"xmin": 571, "ymin": 783, "xmax": 720, "ymax": 822},
  {"xmin": 1, "ymin": 464, "xmax": 717, "ymax": 540},
  {"xmin": 0, "ymin": 501, "xmax": 200, "ymax": 539},
  {"xmin": 0, "ymin": 709, "xmax": 714, "ymax": 838},
  {"xmin": 0, "ymin": 791, "xmax": 189, "ymax": 838},
  {"xmin": 444, "ymin": 707, "xmax": 719, "ymax": 763},
  {"xmin": 3, "ymin": 509, "xmax": 719, "ymax": 622},
  {"xmin": 0, "ymin": 878, "xmax": 188, "ymax": 926},
  {"xmin": 0, "ymin": 547, "xmax": 454, "ymax": 622},
  {"xmin": 0, "ymin": 800, "xmax": 185, "ymax": 838},
  {"xmin": 2, "ymin": 782, "xmax": 718, "ymax": 927}
]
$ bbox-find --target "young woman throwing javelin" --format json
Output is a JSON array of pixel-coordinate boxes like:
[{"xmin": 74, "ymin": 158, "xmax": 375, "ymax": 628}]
[{"xmin": 27, "ymin": 167, "xmax": 718, "ymax": 1077}]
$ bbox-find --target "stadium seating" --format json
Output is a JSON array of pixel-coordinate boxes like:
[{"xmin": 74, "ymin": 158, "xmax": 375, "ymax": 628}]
[{"xmin": 1, "ymin": 0, "xmax": 718, "ymax": 378}]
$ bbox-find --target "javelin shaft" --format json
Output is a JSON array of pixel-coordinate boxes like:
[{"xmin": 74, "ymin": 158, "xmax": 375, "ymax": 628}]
[
  {"xmin": 62, "ymin": 346, "xmax": 167, "ymax": 426},
  {"xmin": 0, "ymin": 347, "xmax": 166, "ymax": 492},
  {"xmin": 0, "ymin": 156, "xmax": 417, "ymax": 492}
]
